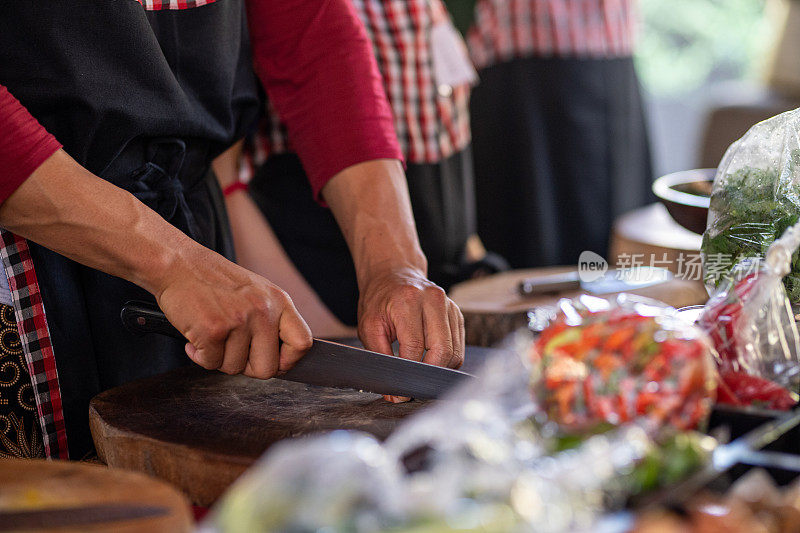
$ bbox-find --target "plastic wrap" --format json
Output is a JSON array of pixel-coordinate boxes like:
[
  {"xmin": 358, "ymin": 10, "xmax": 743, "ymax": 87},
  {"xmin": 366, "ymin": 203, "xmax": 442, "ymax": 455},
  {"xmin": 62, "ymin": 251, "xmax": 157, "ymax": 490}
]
[
  {"xmin": 202, "ymin": 431, "xmax": 405, "ymax": 533},
  {"xmin": 697, "ymin": 222, "xmax": 800, "ymax": 409},
  {"xmin": 529, "ymin": 294, "xmax": 717, "ymax": 433},
  {"xmin": 203, "ymin": 319, "xmax": 717, "ymax": 533},
  {"xmin": 702, "ymin": 108, "xmax": 800, "ymax": 301}
]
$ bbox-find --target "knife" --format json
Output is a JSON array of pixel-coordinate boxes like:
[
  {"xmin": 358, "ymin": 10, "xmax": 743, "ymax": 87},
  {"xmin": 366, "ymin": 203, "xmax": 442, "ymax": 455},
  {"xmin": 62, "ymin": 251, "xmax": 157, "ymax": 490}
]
[
  {"xmin": 121, "ymin": 301, "xmax": 473, "ymax": 399},
  {"xmin": 0, "ymin": 504, "xmax": 169, "ymax": 530},
  {"xmin": 518, "ymin": 267, "xmax": 673, "ymax": 297}
]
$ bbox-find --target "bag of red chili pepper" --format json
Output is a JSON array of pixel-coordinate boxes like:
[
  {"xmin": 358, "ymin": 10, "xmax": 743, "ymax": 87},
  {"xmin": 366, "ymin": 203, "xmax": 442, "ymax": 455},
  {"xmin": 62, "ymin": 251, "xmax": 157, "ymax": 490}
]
[
  {"xmin": 697, "ymin": 222, "xmax": 800, "ymax": 410},
  {"xmin": 529, "ymin": 294, "xmax": 717, "ymax": 433}
]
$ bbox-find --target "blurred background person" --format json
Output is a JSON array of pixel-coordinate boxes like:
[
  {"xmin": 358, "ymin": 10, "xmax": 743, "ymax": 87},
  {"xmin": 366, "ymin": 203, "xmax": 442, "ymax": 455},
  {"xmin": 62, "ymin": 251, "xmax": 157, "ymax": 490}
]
[
  {"xmin": 464, "ymin": 0, "xmax": 653, "ymax": 268},
  {"xmin": 217, "ymin": 0, "xmax": 507, "ymax": 338}
]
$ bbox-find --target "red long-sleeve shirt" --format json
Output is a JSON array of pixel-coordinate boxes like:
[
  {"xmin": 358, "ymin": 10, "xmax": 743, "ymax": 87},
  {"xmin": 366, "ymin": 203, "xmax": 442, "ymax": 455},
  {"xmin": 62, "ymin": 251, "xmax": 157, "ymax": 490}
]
[
  {"xmin": 0, "ymin": 0, "xmax": 401, "ymax": 204},
  {"xmin": 0, "ymin": 85, "xmax": 62, "ymax": 203}
]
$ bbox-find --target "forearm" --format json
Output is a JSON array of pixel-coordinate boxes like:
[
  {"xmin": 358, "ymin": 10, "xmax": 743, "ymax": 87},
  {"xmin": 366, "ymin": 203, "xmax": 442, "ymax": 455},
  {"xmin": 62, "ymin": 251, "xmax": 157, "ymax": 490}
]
[
  {"xmin": 321, "ymin": 159, "xmax": 427, "ymax": 289},
  {"xmin": 0, "ymin": 149, "xmax": 195, "ymax": 295}
]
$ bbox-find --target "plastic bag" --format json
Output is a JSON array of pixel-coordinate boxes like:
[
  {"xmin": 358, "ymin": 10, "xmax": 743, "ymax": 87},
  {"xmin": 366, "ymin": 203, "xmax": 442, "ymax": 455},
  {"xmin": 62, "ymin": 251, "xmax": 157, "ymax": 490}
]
[
  {"xmin": 200, "ymin": 431, "xmax": 405, "ymax": 533},
  {"xmin": 697, "ymin": 222, "xmax": 800, "ymax": 409},
  {"xmin": 202, "ymin": 341, "xmax": 702, "ymax": 533},
  {"xmin": 529, "ymin": 294, "xmax": 717, "ymax": 432},
  {"xmin": 702, "ymin": 107, "xmax": 800, "ymax": 301}
]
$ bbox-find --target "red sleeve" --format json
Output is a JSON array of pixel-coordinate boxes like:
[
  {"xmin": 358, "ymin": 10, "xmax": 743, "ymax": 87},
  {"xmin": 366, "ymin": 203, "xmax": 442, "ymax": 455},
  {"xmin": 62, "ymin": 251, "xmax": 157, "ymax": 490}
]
[
  {"xmin": 245, "ymin": 0, "xmax": 403, "ymax": 200},
  {"xmin": 0, "ymin": 84, "xmax": 62, "ymax": 204}
]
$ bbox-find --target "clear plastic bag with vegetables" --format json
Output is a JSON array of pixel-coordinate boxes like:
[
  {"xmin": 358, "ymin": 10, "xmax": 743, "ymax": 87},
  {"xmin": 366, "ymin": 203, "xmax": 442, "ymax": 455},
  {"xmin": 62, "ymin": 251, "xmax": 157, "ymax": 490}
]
[
  {"xmin": 698, "ymin": 222, "xmax": 800, "ymax": 410},
  {"xmin": 702, "ymin": 107, "xmax": 800, "ymax": 301},
  {"xmin": 202, "ymin": 336, "xmax": 716, "ymax": 533},
  {"xmin": 528, "ymin": 294, "xmax": 718, "ymax": 433}
]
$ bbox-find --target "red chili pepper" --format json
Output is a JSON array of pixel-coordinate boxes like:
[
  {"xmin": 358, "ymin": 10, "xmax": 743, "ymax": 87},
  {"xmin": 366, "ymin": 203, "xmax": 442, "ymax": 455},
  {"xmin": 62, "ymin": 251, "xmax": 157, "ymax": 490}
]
[
  {"xmin": 719, "ymin": 371, "xmax": 797, "ymax": 410},
  {"xmin": 714, "ymin": 376, "xmax": 743, "ymax": 406}
]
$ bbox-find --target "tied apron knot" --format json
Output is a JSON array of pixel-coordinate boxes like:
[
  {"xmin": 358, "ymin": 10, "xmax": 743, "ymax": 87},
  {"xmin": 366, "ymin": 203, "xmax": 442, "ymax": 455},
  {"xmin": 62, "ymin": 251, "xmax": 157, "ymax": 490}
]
[{"xmin": 125, "ymin": 138, "xmax": 202, "ymax": 240}]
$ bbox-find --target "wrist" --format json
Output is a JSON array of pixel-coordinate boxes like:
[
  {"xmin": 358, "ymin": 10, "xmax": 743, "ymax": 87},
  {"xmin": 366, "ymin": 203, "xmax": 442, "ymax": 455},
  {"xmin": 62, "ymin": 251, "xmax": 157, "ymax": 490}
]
[
  {"xmin": 127, "ymin": 209, "xmax": 198, "ymax": 297},
  {"xmin": 356, "ymin": 256, "xmax": 428, "ymax": 292},
  {"xmin": 222, "ymin": 181, "xmax": 248, "ymax": 197}
]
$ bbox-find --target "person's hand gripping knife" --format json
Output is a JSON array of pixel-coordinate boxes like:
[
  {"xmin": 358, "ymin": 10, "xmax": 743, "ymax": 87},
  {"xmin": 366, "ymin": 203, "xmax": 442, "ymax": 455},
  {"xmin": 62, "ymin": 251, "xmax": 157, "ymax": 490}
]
[
  {"xmin": 322, "ymin": 159, "xmax": 466, "ymax": 402},
  {"xmin": 0, "ymin": 149, "xmax": 313, "ymax": 379},
  {"xmin": 0, "ymin": 151, "xmax": 464, "ymax": 398}
]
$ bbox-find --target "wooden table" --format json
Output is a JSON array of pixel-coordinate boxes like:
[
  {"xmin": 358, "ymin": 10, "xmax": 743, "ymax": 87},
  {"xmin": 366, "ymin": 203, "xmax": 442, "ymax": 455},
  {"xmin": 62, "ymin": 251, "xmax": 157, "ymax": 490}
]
[
  {"xmin": 0, "ymin": 458, "xmax": 191, "ymax": 532},
  {"xmin": 449, "ymin": 265, "xmax": 709, "ymax": 347},
  {"xmin": 609, "ymin": 203, "xmax": 703, "ymax": 275}
]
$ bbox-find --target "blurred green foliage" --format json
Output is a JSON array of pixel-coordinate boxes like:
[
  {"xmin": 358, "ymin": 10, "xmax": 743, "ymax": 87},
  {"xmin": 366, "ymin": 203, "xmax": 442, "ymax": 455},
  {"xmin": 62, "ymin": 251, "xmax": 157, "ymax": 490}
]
[{"xmin": 635, "ymin": 0, "xmax": 774, "ymax": 96}]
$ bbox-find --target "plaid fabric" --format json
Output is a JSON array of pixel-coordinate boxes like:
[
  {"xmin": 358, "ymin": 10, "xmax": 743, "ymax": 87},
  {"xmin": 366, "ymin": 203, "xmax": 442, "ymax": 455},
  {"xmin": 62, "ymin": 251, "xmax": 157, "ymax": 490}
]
[
  {"xmin": 468, "ymin": 0, "xmax": 636, "ymax": 68},
  {"xmin": 257, "ymin": 0, "xmax": 472, "ymax": 166},
  {"xmin": 0, "ymin": 230, "xmax": 68, "ymax": 459},
  {"xmin": 136, "ymin": 0, "xmax": 217, "ymax": 10}
]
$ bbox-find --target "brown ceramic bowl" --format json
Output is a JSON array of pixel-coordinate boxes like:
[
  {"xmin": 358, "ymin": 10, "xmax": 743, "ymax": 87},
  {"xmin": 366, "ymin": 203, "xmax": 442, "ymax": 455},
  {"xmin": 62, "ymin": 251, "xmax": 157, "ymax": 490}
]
[{"xmin": 653, "ymin": 168, "xmax": 715, "ymax": 235}]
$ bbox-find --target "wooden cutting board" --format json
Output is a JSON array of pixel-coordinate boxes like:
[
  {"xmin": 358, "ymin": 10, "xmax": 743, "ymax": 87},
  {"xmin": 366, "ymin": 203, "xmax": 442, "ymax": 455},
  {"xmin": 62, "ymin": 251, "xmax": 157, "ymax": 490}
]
[
  {"xmin": 0, "ymin": 458, "xmax": 192, "ymax": 532},
  {"xmin": 90, "ymin": 347, "xmax": 499, "ymax": 506}
]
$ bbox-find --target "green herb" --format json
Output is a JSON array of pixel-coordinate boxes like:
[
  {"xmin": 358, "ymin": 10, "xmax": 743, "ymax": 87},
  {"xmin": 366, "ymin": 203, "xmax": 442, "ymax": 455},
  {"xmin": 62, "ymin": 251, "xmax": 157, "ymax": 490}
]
[{"xmin": 701, "ymin": 152, "xmax": 800, "ymax": 301}]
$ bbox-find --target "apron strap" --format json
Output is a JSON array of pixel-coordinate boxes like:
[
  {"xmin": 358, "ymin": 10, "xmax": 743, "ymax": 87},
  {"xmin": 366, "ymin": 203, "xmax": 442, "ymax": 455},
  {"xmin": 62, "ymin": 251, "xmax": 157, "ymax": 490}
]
[{"xmin": 0, "ymin": 230, "xmax": 68, "ymax": 459}]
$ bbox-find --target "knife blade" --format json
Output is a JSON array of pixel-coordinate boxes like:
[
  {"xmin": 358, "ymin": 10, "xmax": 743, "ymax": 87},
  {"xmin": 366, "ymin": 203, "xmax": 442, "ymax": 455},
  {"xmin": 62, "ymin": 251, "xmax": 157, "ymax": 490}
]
[
  {"xmin": 0, "ymin": 504, "xmax": 169, "ymax": 530},
  {"xmin": 121, "ymin": 301, "xmax": 473, "ymax": 399},
  {"xmin": 517, "ymin": 267, "xmax": 673, "ymax": 297}
]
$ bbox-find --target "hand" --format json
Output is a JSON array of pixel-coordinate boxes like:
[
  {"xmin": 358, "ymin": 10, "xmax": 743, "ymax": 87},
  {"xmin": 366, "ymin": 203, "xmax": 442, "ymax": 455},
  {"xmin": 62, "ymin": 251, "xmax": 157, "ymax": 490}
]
[
  {"xmin": 0, "ymin": 148, "xmax": 312, "ymax": 379},
  {"xmin": 357, "ymin": 267, "xmax": 465, "ymax": 402},
  {"xmin": 155, "ymin": 242, "xmax": 313, "ymax": 378}
]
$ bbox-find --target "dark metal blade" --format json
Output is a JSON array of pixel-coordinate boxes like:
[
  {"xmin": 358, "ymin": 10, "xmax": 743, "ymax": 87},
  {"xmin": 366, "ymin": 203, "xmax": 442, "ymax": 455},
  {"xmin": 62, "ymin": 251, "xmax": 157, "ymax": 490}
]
[
  {"xmin": 121, "ymin": 301, "xmax": 474, "ymax": 398},
  {"xmin": 0, "ymin": 504, "xmax": 169, "ymax": 530},
  {"xmin": 280, "ymin": 339, "xmax": 473, "ymax": 399}
]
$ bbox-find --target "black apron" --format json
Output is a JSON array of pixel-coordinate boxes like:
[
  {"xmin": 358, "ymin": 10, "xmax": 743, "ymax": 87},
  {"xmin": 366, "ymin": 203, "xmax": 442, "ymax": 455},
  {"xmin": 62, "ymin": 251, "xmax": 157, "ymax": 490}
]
[
  {"xmin": 470, "ymin": 56, "xmax": 653, "ymax": 268},
  {"xmin": 0, "ymin": 0, "xmax": 259, "ymax": 458}
]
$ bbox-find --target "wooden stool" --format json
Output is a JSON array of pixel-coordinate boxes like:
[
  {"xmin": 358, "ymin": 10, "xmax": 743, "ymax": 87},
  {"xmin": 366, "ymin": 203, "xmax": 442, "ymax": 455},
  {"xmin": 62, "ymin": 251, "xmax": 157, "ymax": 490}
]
[
  {"xmin": 449, "ymin": 266, "xmax": 709, "ymax": 347},
  {"xmin": 0, "ymin": 458, "xmax": 192, "ymax": 532}
]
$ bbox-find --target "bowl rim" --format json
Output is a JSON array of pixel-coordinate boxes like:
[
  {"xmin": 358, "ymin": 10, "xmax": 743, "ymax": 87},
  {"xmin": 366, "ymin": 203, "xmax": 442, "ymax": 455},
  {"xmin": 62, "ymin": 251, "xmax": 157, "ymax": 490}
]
[{"xmin": 652, "ymin": 168, "xmax": 715, "ymax": 209}]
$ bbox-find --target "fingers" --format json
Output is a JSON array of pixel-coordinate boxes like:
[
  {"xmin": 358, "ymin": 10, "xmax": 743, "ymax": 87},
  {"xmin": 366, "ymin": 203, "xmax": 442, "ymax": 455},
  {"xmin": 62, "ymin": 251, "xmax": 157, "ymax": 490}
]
[
  {"xmin": 217, "ymin": 327, "xmax": 251, "ymax": 375},
  {"xmin": 358, "ymin": 315, "xmax": 395, "ymax": 356},
  {"xmin": 185, "ymin": 318, "xmax": 227, "ymax": 371},
  {"xmin": 243, "ymin": 327, "xmax": 280, "ymax": 379},
  {"xmin": 420, "ymin": 291, "xmax": 454, "ymax": 368},
  {"xmin": 357, "ymin": 316, "xmax": 407, "ymax": 403},
  {"xmin": 277, "ymin": 303, "xmax": 313, "ymax": 372},
  {"xmin": 447, "ymin": 304, "xmax": 466, "ymax": 370}
]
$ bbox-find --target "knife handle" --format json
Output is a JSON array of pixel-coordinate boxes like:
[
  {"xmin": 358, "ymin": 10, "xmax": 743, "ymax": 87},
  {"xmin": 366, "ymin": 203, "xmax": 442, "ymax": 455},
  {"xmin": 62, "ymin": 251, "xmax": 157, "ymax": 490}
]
[
  {"xmin": 517, "ymin": 271, "xmax": 581, "ymax": 297},
  {"xmin": 121, "ymin": 301, "xmax": 185, "ymax": 340}
]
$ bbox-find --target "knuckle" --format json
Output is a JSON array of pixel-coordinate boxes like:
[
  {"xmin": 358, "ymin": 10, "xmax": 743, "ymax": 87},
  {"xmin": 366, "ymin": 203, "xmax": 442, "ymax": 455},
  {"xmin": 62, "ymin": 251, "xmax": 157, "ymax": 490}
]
[
  {"xmin": 424, "ymin": 285, "xmax": 447, "ymax": 303},
  {"xmin": 457, "ymin": 310, "xmax": 465, "ymax": 328},
  {"xmin": 203, "ymin": 320, "xmax": 229, "ymax": 342},
  {"xmin": 403, "ymin": 338, "xmax": 425, "ymax": 353},
  {"xmin": 399, "ymin": 285, "xmax": 422, "ymax": 301},
  {"xmin": 359, "ymin": 316, "xmax": 386, "ymax": 337},
  {"xmin": 297, "ymin": 335, "xmax": 314, "ymax": 352}
]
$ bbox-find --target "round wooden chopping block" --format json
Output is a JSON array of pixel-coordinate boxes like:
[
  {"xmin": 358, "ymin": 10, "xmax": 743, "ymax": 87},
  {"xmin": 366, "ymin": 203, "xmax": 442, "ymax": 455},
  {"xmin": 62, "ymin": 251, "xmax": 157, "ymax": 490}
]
[
  {"xmin": 89, "ymin": 366, "xmax": 434, "ymax": 507},
  {"xmin": 449, "ymin": 266, "xmax": 709, "ymax": 347},
  {"xmin": 0, "ymin": 458, "xmax": 192, "ymax": 532}
]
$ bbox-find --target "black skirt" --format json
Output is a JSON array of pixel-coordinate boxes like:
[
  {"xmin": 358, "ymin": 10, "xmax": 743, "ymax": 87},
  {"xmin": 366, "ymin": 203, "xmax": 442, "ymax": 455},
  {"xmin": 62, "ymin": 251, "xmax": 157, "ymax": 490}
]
[{"xmin": 470, "ymin": 55, "xmax": 653, "ymax": 268}]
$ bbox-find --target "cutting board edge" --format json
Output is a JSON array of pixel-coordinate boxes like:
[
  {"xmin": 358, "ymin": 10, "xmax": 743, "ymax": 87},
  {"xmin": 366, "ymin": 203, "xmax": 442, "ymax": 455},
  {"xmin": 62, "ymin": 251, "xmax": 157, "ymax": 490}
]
[{"xmin": 89, "ymin": 403, "xmax": 250, "ymax": 507}]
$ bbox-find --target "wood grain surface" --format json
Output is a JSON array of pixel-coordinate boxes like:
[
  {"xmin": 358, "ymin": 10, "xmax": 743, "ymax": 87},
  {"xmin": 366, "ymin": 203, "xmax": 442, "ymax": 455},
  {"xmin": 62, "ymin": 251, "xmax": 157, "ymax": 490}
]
[
  {"xmin": 90, "ymin": 367, "xmax": 434, "ymax": 506},
  {"xmin": 0, "ymin": 458, "xmax": 191, "ymax": 532}
]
